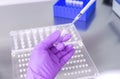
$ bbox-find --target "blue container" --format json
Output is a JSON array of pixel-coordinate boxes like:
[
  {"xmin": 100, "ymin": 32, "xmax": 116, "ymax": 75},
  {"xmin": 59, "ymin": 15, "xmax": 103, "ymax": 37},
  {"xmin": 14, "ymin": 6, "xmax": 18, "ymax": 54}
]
[
  {"xmin": 53, "ymin": 0, "xmax": 96, "ymax": 21},
  {"xmin": 116, "ymin": 0, "xmax": 120, "ymax": 4}
]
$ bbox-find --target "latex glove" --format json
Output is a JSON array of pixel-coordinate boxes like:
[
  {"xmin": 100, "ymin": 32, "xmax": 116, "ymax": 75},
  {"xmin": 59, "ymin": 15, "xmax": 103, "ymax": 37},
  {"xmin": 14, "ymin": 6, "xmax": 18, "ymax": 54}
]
[{"xmin": 26, "ymin": 30, "xmax": 75, "ymax": 79}]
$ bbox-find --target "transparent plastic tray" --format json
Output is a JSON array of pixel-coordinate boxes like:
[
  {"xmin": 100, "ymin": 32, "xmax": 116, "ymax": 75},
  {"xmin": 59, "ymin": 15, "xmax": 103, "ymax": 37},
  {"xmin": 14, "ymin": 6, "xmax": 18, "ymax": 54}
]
[{"xmin": 10, "ymin": 23, "xmax": 98, "ymax": 79}]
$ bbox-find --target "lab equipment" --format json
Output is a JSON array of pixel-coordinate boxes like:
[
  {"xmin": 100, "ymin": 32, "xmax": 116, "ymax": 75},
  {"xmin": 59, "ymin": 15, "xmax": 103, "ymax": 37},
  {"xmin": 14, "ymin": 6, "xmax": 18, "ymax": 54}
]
[
  {"xmin": 10, "ymin": 23, "xmax": 98, "ymax": 79},
  {"xmin": 65, "ymin": 0, "xmax": 83, "ymax": 7},
  {"xmin": 53, "ymin": 0, "xmax": 96, "ymax": 21},
  {"xmin": 72, "ymin": 0, "xmax": 96, "ymax": 24},
  {"xmin": 113, "ymin": 0, "xmax": 120, "ymax": 17}
]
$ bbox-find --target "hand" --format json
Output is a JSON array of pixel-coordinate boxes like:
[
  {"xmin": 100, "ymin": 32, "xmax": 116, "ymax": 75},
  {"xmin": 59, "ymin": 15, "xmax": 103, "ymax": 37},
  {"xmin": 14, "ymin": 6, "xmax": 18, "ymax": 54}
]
[{"xmin": 26, "ymin": 30, "xmax": 75, "ymax": 79}]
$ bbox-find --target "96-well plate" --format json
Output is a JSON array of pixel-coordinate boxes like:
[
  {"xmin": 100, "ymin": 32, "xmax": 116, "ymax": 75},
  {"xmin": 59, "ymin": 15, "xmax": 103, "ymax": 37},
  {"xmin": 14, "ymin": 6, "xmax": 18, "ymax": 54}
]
[{"xmin": 10, "ymin": 23, "xmax": 98, "ymax": 79}]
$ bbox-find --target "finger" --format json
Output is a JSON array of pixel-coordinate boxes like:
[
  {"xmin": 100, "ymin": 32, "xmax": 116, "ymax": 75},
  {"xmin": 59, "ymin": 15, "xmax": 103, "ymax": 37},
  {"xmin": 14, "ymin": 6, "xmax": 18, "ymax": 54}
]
[
  {"xmin": 50, "ymin": 43, "xmax": 65, "ymax": 54},
  {"xmin": 53, "ymin": 34, "xmax": 71, "ymax": 52},
  {"xmin": 61, "ymin": 34, "xmax": 71, "ymax": 42},
  {"xmin": 41, "ymin": 30, "xmax": 61, "ymax": 49},
  {"xmin": 60, "ymin": 49, "xmax": 75, "ymax": 65},
  {"xmin": 54, "ymin": 34, "xmax": 71, "ymax": 44},
  {"xmin": 56, "ymin": 44, "xmax": 73, "ymax": 58},
  {"xmin": 56, "ymin": 43, "xmax": 65, "ymax": 51}
]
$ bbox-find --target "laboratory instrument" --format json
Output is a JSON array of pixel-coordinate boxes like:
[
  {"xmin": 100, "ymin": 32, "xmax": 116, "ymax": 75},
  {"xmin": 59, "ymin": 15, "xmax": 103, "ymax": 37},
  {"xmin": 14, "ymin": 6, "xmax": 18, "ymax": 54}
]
[
  {"xmin": 65, "ymin": 0, "xmax": 83, "ymax": 7},
  {"xmin": 72, "ymin": 0, "xmax": 96, "ymax": 24},
  {"xmin": 10, "ymin": 23, "xmax": 98, "ymax": 79},
  {"xmin": 53, "ymin": 0, "xmax": 96, "ymax": 21}
]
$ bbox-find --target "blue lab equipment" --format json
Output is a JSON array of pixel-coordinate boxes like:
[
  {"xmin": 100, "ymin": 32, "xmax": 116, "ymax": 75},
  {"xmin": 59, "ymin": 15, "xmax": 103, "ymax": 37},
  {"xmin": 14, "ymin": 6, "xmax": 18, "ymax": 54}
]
[
  {"xmin": 116, "ymin": 0, "xmax": 120, "ymax": 3},
  {"xmin": 53, "ymin": 0, "xmax": 96, "ymax": 21},
  {"xmin": 113, "ymin": 0, "xmax": 120, "ymax": 17}
]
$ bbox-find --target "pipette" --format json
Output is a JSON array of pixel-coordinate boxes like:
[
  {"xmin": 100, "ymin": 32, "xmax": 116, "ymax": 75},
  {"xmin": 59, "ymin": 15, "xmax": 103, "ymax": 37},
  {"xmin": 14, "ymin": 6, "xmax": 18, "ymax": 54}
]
[{"xmin": 72, "ymin": 0, "xmax": 96, "ymax": 24}]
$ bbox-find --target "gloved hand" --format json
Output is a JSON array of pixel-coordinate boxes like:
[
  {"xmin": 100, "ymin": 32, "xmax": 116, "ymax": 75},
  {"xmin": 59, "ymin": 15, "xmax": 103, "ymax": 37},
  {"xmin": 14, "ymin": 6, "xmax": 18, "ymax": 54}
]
[{"xmin": 26, "ymin": 30, "xmax": 75, "ymax": 79}]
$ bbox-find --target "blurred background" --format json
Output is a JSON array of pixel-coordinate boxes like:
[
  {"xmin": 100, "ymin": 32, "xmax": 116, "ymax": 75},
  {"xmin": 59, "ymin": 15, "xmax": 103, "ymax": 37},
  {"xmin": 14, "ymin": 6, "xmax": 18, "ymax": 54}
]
[{"xmin": 0, "ymin": 0, "xmax": 120, "ymax": 79}]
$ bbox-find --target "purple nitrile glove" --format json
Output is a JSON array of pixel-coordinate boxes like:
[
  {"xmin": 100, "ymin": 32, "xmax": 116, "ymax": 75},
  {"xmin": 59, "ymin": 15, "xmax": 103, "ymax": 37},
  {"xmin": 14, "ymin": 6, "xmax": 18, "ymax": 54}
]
[{"xmin": 26, "ymin": 30, "xmax": 75, "ymax": 79}]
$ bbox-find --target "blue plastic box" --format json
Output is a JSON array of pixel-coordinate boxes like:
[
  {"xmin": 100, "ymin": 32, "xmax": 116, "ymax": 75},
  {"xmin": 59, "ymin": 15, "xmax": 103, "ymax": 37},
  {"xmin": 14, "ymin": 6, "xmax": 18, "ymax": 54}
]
[
  {"xmin": 116, "ymin": 0, "xmax": 120, "ymax": 4},
  {"xmin": 53, "ymin": 0, "xmax": 96, "ymax": 21}
]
